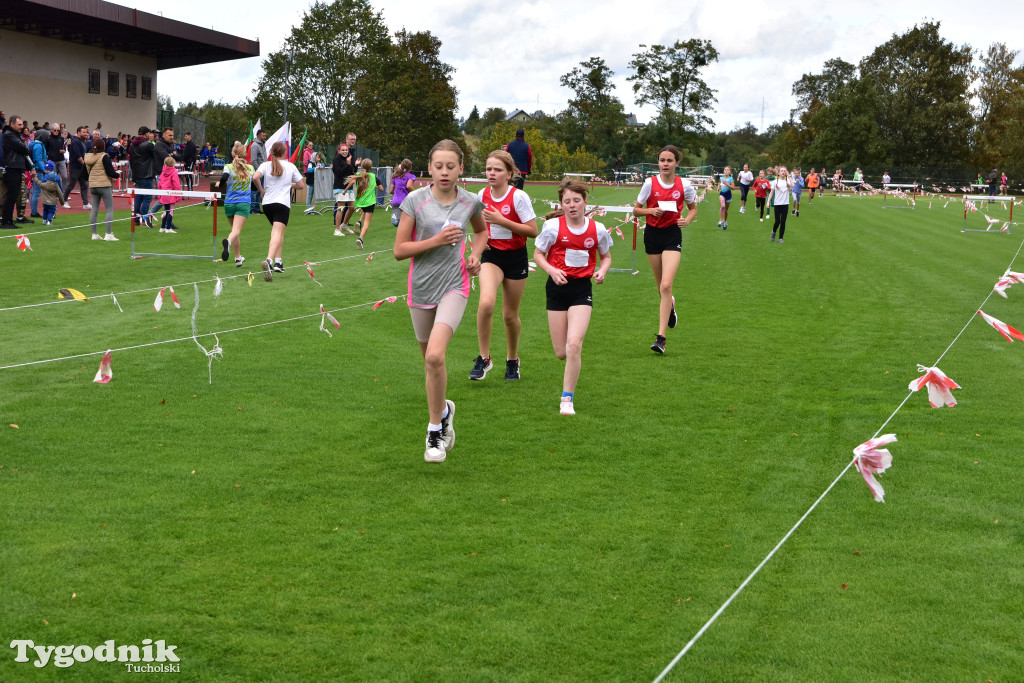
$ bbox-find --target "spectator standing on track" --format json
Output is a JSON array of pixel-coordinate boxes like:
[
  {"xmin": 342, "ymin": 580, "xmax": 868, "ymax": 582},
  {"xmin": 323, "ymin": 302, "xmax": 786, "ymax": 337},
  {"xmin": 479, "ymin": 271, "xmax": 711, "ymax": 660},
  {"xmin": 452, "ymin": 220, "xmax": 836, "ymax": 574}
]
[
  {"xmin": 987, "ymin": 168, "xmax": 1000, "ymax": 199},
  {"xmin": 28, "ymin": 128, "xmax": 49, "ymax": 218},
  {"xmin": 332, "ymin": 141, "xmax": 357, "ymax": 234},
  {"xmin": 129, "ymin": 126, "xmax": 159, "ymax": 227},
  {"xmin": 43, "ymin": 123, "xmax": 69, "ymax": 207},
  {"xmin": 181, "ymin": 132, "xmax": 198, "ymax": 188},
  {"xmin": 249, "ymin": 129, "xmax": 268, "ymax": 214},
  {"xmin": 613, "ymin": 155, "xmax": 625, "ymax": 185},
  {"xmin": 37, "ymin": 161, "xmax": 63, "ymax": 226},
  {"xmin": 303, "ymin": 150, "xmax": 322, "ymax": 214},
  {"xmin": 64, "ymin": 125, "xmax": 92, "ymax": 209},
  {"xmin": 506, "ymin": 128, "xmax": 532, "ymax": 189},
  {"xmin": 2, "ymin": 115, "xmax": 33, "ymax": 228},
  {"xmin": 85, "ymin": 138, "xmax": 120, "ymax": 240}
]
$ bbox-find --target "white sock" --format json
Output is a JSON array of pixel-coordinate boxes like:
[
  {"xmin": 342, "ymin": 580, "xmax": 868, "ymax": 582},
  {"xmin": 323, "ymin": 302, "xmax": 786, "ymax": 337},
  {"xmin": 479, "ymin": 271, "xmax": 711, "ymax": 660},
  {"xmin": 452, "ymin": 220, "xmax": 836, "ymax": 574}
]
[
  {"xmin": 428, "ymin": 423, "xmax": 442, "ymax": 432},
  {"xmin": 274, "ymin": 258, "xmax": 282, "ymax": 265}
]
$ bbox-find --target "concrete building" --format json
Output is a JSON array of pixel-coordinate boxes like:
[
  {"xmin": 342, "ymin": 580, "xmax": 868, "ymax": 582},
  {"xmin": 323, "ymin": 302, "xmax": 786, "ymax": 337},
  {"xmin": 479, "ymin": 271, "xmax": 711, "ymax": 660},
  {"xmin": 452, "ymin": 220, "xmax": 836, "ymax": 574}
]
[{"xmin": 0, "ymin": 0, "xmax": 258, "ymax": 137}]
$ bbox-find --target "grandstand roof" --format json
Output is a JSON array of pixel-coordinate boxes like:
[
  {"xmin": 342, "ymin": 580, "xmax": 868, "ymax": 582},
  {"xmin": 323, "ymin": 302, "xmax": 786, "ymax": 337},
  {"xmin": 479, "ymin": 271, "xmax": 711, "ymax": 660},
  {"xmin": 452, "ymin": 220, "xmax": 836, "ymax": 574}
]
[{"xmin": 2, "ymin": 0, "xmax": 260, "ymax": 69}]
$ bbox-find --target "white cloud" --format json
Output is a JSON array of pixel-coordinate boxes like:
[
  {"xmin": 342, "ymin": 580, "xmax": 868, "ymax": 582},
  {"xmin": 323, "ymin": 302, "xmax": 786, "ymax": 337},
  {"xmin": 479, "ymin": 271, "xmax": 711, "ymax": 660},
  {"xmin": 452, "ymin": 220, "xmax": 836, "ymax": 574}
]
[{"xmin": 144, "ymin": 0, "xmax": 1024, "ymax": 134}]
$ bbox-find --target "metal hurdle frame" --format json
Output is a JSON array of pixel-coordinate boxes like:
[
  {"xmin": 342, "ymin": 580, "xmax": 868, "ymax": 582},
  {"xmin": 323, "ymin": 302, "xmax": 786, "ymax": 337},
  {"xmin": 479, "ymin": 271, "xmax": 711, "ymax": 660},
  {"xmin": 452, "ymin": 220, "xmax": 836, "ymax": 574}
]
[
  {"xmin": 961, "ymin": 194, "xmax": 1016, "ymax": 233},
  {"xmin": 126, "ymin": 187, "xmax": 221, "ymax": 259},
  {"xmin": 838, "ymin": 179, "xmax": 866, "ymax": 196},
  {"xmin": 882, "ymin": 183, "xmax": 918, "ymax": 209}
]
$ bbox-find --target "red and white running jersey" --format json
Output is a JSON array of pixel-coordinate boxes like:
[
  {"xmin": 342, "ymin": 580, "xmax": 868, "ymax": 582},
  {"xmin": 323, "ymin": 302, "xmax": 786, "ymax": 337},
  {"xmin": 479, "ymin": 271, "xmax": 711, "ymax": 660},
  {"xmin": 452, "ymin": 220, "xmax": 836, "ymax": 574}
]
[
  {"xmin": 545, "ymin": 216, "xmax": 598, "ymax": 280},
  {"xmin": 481, "ymin": 186, "xmax": 528, "ymax": 250},
  {"xmin": 646, "ymin": 176, "xmax": 686, "ymax": 228}
]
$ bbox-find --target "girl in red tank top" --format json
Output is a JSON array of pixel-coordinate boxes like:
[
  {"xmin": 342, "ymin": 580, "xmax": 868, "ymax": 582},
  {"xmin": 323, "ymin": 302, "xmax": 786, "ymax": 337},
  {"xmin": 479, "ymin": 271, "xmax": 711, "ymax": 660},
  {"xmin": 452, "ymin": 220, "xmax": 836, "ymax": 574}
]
[
  {"xmin": 469, "ymin": 150, "xmax": 539, "ymax": 382},
  {"xmin": 632, "ymin": 145, "xmax": 698, "ymax": 354},
  {"xmin": 534, "ymin": 180, "xmax": 612, "ymax": 416}
]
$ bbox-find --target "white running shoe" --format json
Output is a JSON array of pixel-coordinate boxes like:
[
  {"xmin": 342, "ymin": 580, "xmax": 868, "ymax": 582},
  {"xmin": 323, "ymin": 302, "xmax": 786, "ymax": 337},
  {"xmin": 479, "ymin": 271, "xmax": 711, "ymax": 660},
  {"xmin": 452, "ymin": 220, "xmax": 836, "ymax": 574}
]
[
  {"xmin": 740, "ymin": 206, "xmax": 745, "ymax": 214},
  {"xmin": 333, "ymin": 228, "xmax": 344, "ymax": 237},
  {"xmin": 159, "ymin": 227, "xmax": 170, "ymax": 233},
  {"xmin": 424, "ymin": 430, "xmax": 446, "ymax": 463},
  {"xmin": 235, "ymin": 256, "xmax": 246, "ymax": 268},
  {"xmin": 304, "ymin": 207, "xmax": 314, "ymax": 214},
  {"xmin": 103, "ymin": 233, "xmax": 118, "ymax": 241},
  {"xmin": 560, "ymin": 397, "xmax": 576, "ymax": 416},
  {"xmin": 83, "ymin": 203, "xmax": 93, "ymax": 210},
  {"xmin": 440, "ymin": 399, "xmax": 456, "ymax": 451},
  {"xmin": 62, "ymin": 202, "xmax": 71, "ymax": 209},
  {"xmin": 91, "ymin": 233, "xmax": 103, "ymax": 240}
]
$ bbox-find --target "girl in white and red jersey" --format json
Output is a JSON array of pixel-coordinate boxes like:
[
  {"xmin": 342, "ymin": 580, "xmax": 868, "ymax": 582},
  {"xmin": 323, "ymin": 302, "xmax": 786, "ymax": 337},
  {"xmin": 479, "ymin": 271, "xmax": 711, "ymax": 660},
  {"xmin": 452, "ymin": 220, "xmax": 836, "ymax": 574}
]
[
  {"xmin": 534, "ymin": 179, "xmax": 612, "ymax": 416},
  {"xmin": 469, "ymin": 149, "xmax": 539, "ymax": 382},
  {"xmin": 632, "ymin": 145, "xmax": 698, "ymax": 354}
]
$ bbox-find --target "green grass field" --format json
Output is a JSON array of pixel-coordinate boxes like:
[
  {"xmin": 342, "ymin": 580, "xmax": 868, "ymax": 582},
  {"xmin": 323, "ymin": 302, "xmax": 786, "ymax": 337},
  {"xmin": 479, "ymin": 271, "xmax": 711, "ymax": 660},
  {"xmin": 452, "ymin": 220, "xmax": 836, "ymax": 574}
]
[{"xmin": 1, "ymin": 185, "xmax": 1022, "ymax": 681}]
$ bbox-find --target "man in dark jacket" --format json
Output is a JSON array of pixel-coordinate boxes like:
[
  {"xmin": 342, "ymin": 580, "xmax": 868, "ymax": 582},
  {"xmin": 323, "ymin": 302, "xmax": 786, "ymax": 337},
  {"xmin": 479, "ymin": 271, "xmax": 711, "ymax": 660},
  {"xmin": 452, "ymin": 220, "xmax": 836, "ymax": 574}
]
[
  {"xmin": 2, "ymin": 115, "xmax": 33, "ymax": 228},
  {"xmin": 181, "ymin": 132, "xmax": 198, "ymax": 190},
  {"xmin": 43, "ymin": 123, "xmax": 68, "ymax": 206},
  {"xmin": 129, "ymin": 126, "xmax": 159, "ymax": 225},
  {"xmin": 506, "ymin": 128, "xmax": 532, "ymax": 189},
  {"xmin": 64, "ymin": 125, "xmax": 92, "ymax": 208}
]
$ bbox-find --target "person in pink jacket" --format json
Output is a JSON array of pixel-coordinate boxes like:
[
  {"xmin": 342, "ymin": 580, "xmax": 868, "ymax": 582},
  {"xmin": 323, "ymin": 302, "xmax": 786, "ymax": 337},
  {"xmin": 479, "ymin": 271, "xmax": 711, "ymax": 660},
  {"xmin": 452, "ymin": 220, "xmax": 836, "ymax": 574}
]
[{"xmin": 156, "ymin": 156, "xmax": 181, "ymax": 233}]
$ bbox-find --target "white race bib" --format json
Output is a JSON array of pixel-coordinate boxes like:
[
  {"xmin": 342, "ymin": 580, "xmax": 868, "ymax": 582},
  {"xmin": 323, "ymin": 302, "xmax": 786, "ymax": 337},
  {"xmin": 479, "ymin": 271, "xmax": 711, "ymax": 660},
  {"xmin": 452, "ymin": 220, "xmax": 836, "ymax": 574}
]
[
  {"xmin": 565, "ymin": 248, "xmax": 590, "ymax": 268},
  {"xmin": 489, "ymin": 224, "xmax": 513, "ymax": 240},
  {"xmin": 658, "ymin": 200, "xmax": 678, "ymax": 213}
]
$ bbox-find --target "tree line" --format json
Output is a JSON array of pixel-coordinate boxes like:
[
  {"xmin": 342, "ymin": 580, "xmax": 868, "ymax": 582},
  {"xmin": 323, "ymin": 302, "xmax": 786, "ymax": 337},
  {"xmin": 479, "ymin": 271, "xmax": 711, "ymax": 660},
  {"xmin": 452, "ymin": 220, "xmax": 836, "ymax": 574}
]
[{"xmin": 168, "ymin": 9, "xmax": 1021, "ymax": 179}]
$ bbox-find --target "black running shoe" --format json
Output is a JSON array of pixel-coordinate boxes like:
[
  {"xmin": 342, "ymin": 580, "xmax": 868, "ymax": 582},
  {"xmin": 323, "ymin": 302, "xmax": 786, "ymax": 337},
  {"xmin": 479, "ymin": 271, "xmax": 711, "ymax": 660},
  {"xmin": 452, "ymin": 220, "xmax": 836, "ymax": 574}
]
[
  {"xmin": 505, "ymin": 358, "xmax": 520, "ymax": 381},
  {"xmin": 221, "ymin": 238, "xmax": 230, "ymax": 262},
  {"xmin": 651, "ymin": 335, "xmax": 666, "ymax": 354},
  {"xmin": 469, "ymin": 355, "xmax": 492, "ymax": 380},
  {"xmin": 272, "ymin": 261, "xmax": 284, "ymax": 273}
]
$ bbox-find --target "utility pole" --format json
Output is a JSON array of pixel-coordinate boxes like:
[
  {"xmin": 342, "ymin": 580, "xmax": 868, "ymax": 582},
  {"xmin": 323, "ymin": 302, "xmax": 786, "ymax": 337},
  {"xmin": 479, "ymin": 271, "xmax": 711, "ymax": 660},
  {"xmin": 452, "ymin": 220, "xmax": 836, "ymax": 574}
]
[{"xmin": 760, "ymin": 97, "xmax": 766, "ymax": 132}]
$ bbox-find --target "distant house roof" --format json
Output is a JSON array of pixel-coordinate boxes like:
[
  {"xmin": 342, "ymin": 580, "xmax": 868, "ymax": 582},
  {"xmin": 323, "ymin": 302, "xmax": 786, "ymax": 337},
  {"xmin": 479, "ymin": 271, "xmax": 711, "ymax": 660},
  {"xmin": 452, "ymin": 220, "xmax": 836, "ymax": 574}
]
[
  {"xmin": 505, "ymin": 109, "xmax": 534, "ymax": 122},
  {"xmin": 2, "ymin": 0, "xmax": 260, "ymax": 69},
  {"xmin": 625, "ymin": 113, "xmax": 643, "ymax": 127}
]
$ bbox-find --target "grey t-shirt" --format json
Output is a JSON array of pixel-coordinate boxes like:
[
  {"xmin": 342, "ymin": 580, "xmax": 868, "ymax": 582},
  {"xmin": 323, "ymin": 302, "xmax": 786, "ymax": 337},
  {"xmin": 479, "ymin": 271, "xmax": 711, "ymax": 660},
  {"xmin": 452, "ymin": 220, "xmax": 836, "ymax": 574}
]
[{"xmin": 399, "ymin": 185, "xmax": 484, "ymax": 307}]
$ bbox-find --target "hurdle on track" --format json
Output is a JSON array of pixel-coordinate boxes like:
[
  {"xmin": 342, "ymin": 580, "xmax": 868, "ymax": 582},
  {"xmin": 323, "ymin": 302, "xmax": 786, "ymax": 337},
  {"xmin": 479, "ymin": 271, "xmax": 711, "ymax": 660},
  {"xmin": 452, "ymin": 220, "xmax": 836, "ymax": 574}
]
[
  {"xmin": 961, "ymin": 194, "xmax": 1016, "ymax": 233},
  {"xmin": 126, "ymin": 188, "xmax": 221, "ymax": 259},
  {"xmin": 882, "ymin": 183, "xmax": 918, "ymax": 209}
]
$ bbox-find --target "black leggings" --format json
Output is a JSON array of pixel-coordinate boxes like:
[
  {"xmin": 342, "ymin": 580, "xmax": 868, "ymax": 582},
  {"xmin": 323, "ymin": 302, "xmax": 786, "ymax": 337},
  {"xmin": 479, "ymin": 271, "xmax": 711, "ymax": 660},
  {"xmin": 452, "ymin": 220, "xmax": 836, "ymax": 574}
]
[
  {"xmin": 756, "ymin": 196, "xmax": 766, "ymax": 219},
  {"xmin": 772, "ymin": 204, "xmax": 788, "ymax": 238}
]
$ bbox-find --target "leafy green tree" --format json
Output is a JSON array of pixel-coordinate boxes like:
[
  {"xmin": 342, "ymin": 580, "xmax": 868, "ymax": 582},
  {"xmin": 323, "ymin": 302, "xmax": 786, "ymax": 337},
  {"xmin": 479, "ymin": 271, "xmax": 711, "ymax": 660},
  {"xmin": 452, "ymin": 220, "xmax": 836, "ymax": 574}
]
[
  {"xmin": 248, "ymin": 0, "xmax": 391, "ymax": 146},
  {"xmin": 627, "ymin": 40, "xmax": 719, "ymax": 150},
  {"xmin": 791, "ymin": 58, "xmax": 857, "ymax": 116},
  {"xmin": 464, "ymin": 105, "xmax": 480, "ymax": 134},
  {"xmin": 176, "ymin": 100, "xmax": 249, "ymax": 134},
  {"xmin": 857, "ymin": 21, "xmax": 975, "ymax": 166},
  {"xmin": 972, "ymin": 43, "xmax": 1024, "ymax": 168},
  {"xmin": 349, "ymin": 29, "xmax": 460, "ymax": 168},
  {"xmin": 552, "ymin": 57, "xmax": 625, "ymax": 161}
]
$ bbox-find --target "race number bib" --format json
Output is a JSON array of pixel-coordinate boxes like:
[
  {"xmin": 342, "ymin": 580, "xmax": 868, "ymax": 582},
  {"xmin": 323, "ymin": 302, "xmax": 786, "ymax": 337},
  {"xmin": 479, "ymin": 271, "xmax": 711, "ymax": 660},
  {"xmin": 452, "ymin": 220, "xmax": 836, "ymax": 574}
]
[
  {"xmin": 658, "ymin": 200, "xmax": 678, "ymax": 213},
  {"xmin": 565, "ymin": 249, "xmax": 590, "ymax": 268},
  {"xmin": 489, "ymin": 224, "xmax": 513, "ymax": 240}
]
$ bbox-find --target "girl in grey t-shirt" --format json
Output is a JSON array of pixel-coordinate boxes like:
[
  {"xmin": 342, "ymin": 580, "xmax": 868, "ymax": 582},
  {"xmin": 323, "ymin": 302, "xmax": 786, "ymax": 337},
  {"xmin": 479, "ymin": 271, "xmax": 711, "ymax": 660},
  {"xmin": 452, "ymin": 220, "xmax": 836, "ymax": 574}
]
[{"xmin": 394, "ymin": 140, "xmax": 487, "ymax": 464}]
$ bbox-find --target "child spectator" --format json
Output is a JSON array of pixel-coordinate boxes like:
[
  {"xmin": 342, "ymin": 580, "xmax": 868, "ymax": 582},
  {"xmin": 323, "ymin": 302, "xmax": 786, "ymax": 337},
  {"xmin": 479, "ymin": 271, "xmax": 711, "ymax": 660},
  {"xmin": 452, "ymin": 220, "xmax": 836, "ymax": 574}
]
[
  {"xmin": 157, "ymin": 156, "xmax": 181, "ymax": 233},
  {"xmin": 38, "ymin": 161, "xmax": 63, "ymax": 226}
]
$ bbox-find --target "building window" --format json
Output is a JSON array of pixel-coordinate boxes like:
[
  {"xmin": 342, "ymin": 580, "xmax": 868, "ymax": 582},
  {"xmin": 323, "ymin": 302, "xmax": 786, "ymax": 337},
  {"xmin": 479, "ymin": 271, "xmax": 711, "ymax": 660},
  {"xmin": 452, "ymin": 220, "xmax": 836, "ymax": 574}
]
[
  {"xmin": 126, "ymin": 74, "xmax": 137, "ymax": 99},
  {"xmin": 108, "ymin": 71, "xmax": 119, "ymax": 96},
  {"xmin": 88, "ymin": 69, "xmax": 100, "ymax": 94},
  {"xmin": 141, "ymin": 76, "xmax": 152, "ymax": 100}
]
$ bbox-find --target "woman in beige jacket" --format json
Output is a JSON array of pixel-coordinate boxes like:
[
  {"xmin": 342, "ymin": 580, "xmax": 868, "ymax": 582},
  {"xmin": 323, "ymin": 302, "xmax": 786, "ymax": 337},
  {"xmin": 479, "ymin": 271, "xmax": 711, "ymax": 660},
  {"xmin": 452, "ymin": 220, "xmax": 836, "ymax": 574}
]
[{"xmin": 84, "ymin": 139, "xmax": 121, "ymax": 241}]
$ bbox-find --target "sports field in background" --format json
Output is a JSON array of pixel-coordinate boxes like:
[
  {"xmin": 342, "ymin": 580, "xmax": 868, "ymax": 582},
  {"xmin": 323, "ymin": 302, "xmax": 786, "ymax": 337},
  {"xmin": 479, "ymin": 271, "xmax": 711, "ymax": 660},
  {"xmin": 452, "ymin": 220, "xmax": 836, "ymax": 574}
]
[{"xmin": 1, "ymin": 185, "xmax": 1021, "ymax": 680}]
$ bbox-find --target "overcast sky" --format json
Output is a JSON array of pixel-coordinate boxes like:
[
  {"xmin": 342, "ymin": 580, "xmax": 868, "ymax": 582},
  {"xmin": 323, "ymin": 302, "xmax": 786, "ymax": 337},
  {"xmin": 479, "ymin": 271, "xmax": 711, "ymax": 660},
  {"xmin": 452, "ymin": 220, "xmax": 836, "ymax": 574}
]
[{"xmin": 144, "ymin": 0, "xmax": 1024, "ymax": 134}]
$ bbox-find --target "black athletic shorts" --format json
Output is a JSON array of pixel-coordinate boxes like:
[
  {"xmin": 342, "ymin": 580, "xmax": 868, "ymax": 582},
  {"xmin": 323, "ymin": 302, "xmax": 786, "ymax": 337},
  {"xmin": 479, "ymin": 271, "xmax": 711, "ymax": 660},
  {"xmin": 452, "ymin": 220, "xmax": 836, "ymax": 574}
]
[
  {"xmin": 357, "ymin": 203, "xmax": 376, "ymax": 214},
  {"xmin": 481, "ymin": 246, "xmax": 529, "ymax": 280},
  {"xmin": 644, "ymin": 225, "xmax": 682, "ymax": 255},
  {"xmin": 546, "ymin": 276, "xmax": 593, "ymax": 311},
  {"xmin": 263, "ymin": 202, "xmax": 291, "ymax": 226}
]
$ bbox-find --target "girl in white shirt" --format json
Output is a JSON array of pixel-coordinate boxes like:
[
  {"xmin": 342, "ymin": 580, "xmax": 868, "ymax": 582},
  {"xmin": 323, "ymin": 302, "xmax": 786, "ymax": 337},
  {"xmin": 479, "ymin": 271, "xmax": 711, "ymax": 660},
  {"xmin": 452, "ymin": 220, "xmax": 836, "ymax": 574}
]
[
  {"xmin": 766, "ymin": 166, "xmax": 794, "ymax": 243},
  {"xmin": 253, "ymin": 141, "xmax": 305, "ymax": 281}
]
